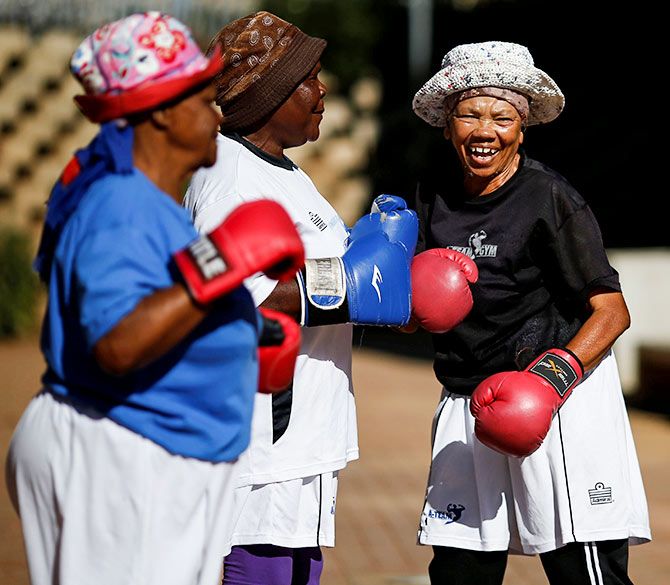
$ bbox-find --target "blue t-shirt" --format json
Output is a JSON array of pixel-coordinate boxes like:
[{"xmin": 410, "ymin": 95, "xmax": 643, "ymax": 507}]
[{"xmin": 41, "ymin": 170, "xmax": 259, "ymax": 462}]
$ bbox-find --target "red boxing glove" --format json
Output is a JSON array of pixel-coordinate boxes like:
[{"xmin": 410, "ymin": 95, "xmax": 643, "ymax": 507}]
[
  {"xmin": 470, "ymin": 348, "xmax": 584, "ymax": 457},
  {"xmin": 257, "ymin": 308, "xmax": 301, "ymax": 394},
  {"xmin": 174, "ymin": 200, "xmax": 305, "ymax": 305},
  {"xmin": 410, "ymin": 248, "xmax": 478, "ymax": 333}
]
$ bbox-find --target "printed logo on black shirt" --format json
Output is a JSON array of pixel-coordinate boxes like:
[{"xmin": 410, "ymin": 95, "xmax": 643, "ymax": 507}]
[{"xmin": 450, "ymin": 230, "xmax": 498, "ymax": 259}]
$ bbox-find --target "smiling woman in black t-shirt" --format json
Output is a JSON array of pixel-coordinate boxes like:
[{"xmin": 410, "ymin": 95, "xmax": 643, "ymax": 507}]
[{"xmin": 409, "ymin": 40, "xmax": 650, "ymax": 585}]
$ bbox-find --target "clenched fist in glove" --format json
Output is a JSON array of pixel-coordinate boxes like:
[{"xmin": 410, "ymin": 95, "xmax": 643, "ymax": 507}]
[
  {"xmin": 298, "ymin": 194, "xmax": 418, "ymax": 327},
  {"xmin": 470, "ymin": 348, "xmax": 584, "ymax": 457},
  {"xmin": 174, "ymin": 200, "xmax": 304, "ymax": 305},
  {"xmin": 257, "ymin": 308, "xmax": 301, "ymax": 394},
  {"xmin": 410, "ymin": 248, "xmax": 478, "ymax": 333},
  {"xmin": 350, "ymin": 194, "xmax": 419, "ymax": 261}
]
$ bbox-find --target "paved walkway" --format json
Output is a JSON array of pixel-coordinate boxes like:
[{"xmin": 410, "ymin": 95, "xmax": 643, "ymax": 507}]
[
  {"xmin": 1, "ymin": 339, "xmax": 669, "ymax": 584},
  {"xmin": 322, "ymin": 347, "xmax": 670, "ymax": 584}
]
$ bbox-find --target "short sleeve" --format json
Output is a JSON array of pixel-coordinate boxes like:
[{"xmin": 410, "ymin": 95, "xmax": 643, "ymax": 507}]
[
  {"xmin": 74, "ymin": 225, "xmax": 171, "ymax": 347},
  {"xmin": 541, "ymin": 184, "xmax": 620, "ymax": 301},
  {"xmin": 192, "ymin": 194, "xmax": 245, "ymax": 233}
]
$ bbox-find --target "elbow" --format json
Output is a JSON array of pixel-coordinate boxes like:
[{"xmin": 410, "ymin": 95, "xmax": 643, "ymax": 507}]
[
  {"xmin": 595, "ymin": 291, "xmax": 631, "ymax": 339},
  {"xmin": 606, "ymin": 304, "xmax": 631, "ymax": 343},
  {"xmin": 93, "ymin": 340, "xmax": 140, "ymax": 377},
  {"xmin": 616, "ymin": 300, "xmax": 631, "ymax": 337}
]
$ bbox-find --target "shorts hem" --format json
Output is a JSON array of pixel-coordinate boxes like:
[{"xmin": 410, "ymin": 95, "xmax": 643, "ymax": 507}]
[
  {"xmin": 514, "ymin": 528, "xmax": 651, "ymax": 555},
  {"xmin": 236, "ymin": 455, "xmax": 355, "ymax": 486},
  {"xmin": 417, "ymin": 532, "xmax": 509, "ymax": 552},
  {"xmin": 418, "ymin": 528, "xmax": 651, "ymax": 555},
  {"xmin": 511, "ymin": 528, "xmax": 652, "ymax": 555},
  {"xmin": 571, "ymin": 527, "xmax": 652, "ymax": 546},
  {"xmin": 231, "ymin": 534, "xmax": 335, "ymax": 548}
]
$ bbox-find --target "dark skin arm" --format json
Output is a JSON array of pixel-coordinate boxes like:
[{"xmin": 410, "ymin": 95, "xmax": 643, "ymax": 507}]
[
  {"xmin": 259, "ymin": 279, "xmax": 302, "ymax": 320},
  {"xmin": 566, "ymin": 288, "xmax": 630, "ymax": 372},
  {"xmin": 93, "ymin": 284, "xmax": 207, "ymax": 376}
]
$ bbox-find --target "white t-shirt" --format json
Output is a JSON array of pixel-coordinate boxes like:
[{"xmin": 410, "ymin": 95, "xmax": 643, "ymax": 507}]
[{"xmin": 184, "ymin": 133, "xmax": 359, "ymax": 485}]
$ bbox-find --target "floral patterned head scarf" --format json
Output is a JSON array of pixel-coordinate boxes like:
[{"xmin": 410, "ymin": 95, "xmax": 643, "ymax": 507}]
[{"xmin": 71, "ymin": 11, "xmax": 223, "ymax": 122}]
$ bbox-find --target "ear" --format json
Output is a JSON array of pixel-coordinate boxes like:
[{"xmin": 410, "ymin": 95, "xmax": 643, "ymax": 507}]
[
  {"xmin": 519, "ymin": 128, "xmax": 524, "ymax": 145},
  {"xmin": 149, "ymin": 108, "xmax": 172, "ymax": 130},
  {"xmin": 442, "ymin": 125, "xmax": 451, "ymax": 141}
]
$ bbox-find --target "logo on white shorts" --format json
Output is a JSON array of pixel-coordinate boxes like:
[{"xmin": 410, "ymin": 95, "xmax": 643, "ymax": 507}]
[
  {"xmin": 588, "ymin": 482, "xmax": 613, "ymax": 505},
  {"xmin": 428, "ymin": 503, "xmax": 465, "ymax": 524},
  {"xmin": 371, "ymin": 264, "xmax": 383, "ymax": 302}
]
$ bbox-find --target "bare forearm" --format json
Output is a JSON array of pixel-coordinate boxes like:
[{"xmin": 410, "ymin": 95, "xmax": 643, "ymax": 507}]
[
  {"xmin": 259, "ymin": 278, "xmax": 301, "ymax": 321},
  {"xmin": 94, "ymin": 284, "xmax": 207, "ymax": 375},
  {"xmin": 566, "ymin": 291, "xmax": 630, "ymax": 372}
]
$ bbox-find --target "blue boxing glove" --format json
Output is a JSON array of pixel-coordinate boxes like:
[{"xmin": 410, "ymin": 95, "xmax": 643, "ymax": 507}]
[
  {"xmin": 371, "ymin": 193, "xmax": 408, "ymax": 214},
  {"xmin": 349, "ymin": 194, "xmax": 418, "ymax": 263},
  {"xmin": 297, "ymin": 229, "xmax": 412, "ymax": 327}
]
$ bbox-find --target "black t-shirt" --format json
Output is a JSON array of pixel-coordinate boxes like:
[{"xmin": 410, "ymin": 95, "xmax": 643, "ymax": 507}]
[{"xmin": 414, "ymin": 153, "xmax": 620, "ymax": 395}]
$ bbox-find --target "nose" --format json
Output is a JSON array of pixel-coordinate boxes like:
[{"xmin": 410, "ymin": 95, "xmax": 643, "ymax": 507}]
[
  {"xmin": 318, "ymin": 79, "xmax": 327, "ymax": 99},
  {"xmin": 470, "ymin": 118, "xmax": 497, "ymax": 138}
]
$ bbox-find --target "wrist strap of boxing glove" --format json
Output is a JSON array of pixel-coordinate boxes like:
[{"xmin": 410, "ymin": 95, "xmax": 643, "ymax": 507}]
[
  {"xmin": 526, "ymin": 348, "xmax": 584, "ymax": 398},
  {"xmin": 173, "ymin": 232, "xmax": 240, "ymax": 307},
  {"xmin": 296, "ymin": 259, "xmax": 350, "ymax": 327}
]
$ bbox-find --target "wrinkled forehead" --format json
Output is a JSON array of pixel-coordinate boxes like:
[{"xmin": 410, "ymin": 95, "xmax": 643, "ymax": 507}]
[
  {"xmin": 451, "ymin": 95, "xmax": 520, "ymax": 114},
  {"xmin": 445, "ymin": 87, "xmax": 529, "ymax": 122}
]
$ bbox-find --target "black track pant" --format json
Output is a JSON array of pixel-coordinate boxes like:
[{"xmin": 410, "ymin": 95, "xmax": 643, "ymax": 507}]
[{"xmin": 429, "ymin": 539, "xmax": 633, "ymax": 585}]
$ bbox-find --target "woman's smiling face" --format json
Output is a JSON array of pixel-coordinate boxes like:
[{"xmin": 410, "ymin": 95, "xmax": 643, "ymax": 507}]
[{"xmin": 444, "ymin": 95, "xmax": 524, "ymax": 195}]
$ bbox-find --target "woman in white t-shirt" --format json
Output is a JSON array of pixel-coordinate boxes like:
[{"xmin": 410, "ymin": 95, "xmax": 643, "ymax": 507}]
[{"xmin": 184, "ymin": 10, "xmax": 419, "ymax": 585}]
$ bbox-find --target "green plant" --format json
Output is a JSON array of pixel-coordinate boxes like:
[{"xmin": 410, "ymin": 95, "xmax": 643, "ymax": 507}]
[{"xmin": 0, "ymin": 227, "xmax": 40, "ymax": 338}]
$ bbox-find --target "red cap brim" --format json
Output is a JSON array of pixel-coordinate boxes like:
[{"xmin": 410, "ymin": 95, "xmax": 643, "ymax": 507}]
[{"xmin": 74, "ymin": 45, "xmax": 224, "ymax": 123}]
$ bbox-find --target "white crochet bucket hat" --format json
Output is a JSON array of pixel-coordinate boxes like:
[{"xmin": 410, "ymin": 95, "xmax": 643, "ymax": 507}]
[{"xmin": 413, "ymin": 41, "xmax": 564, "ymax": 127}]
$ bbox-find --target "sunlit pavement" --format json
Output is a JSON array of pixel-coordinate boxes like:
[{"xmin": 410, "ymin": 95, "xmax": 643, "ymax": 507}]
[{"xmin": 1, "ymin": 340, "xmax": 668, "ymax": 585}]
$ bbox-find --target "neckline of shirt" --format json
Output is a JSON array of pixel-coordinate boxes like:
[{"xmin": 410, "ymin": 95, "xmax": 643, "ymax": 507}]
[{"xmin": 223, "ymin": 131, "xmax": 298, "ymax": 171}]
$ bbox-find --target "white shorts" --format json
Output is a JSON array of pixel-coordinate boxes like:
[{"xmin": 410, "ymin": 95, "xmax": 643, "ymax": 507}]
[
  {"xmin": 6, "ymin": 390, "xmax": 241, "ymax": 585},
  {"xmin": 231, "ymin": 471, "xmax": 339, "ymax": 549},
  {"xmin": 418, "ymin": 352, "xmax": 651, "ymax": 555}
]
